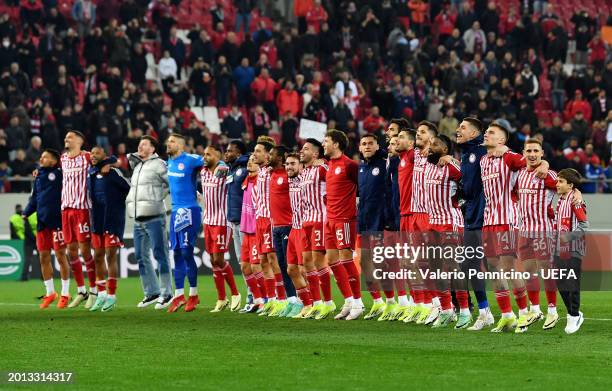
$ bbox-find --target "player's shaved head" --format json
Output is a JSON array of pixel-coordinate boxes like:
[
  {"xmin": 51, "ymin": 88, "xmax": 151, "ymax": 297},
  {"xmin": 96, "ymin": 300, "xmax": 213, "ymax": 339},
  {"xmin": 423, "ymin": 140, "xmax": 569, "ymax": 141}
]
[{"xmin": 166, "ymin": 133, "xmax": 186, "ymax": 157}]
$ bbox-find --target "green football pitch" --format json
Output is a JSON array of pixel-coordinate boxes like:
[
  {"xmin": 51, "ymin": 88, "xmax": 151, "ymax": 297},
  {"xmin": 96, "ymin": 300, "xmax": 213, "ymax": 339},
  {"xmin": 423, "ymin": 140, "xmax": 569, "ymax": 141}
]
[{"xmin": 1, "ymin": 277, "xmax": 612, "ymax": 390}]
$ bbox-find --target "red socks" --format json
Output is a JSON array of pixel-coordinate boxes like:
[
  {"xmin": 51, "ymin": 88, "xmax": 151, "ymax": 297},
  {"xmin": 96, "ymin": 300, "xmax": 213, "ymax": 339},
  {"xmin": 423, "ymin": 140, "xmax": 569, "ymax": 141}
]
[
  {"xmin": 342, "ymin": 259, "xmax": 361, "ymax": 299},
  {"xmin": 513, "ymin": 287, "xmax": 528, "ymax": 311},
  {"xmin": 84, "ymin": 257, "xmax": 96, "ymax": 289},
  {"xmin": 245, "ymin": 274, "xmax": 262, "ymax": 300},
  {"xmin": 213, "ymin": 267, "xmax": 226, "ymax": 300},
  {"xmin": 383, "ymin": 290, "xmax": 394, "ymax": 299},
  {"xmin": 255, "ymin": 271, "xmax": 267, "ymax": 299},
  {"xmin": 456, "ymin": 290, "xmax": 469, "ymax": 310},
  {"xmin": 330, "ymin": 262, "xmax": 352, "ymax": 299},
  {"xmin": 544, "ymin": 279, "xmax": 557, "ymax": 306},
  {"xmin": 296, "ymin": 287, "xmax": 313, "ymax": 307},
  {"xmin": 69, "ymin": 257, "xmax": 85, "ymax": 288},
  {"xmin": 306, "ymin": 271, "xmax": 321, "ymax": 302},
  {"xmin": 439, "ymin": 289, "xmax": 452, "ymax": 311},
  {"xmin": 264, "ymin": 278, "xmax": 276, "ymax": 299},
  {"xmin": 495, "ymin": 289, "xmax": 512, "ymax": 313},
  {"xmin": 108, "ymin": 277, "xmax": 117, "ymax": 295},
  {"xmin": 527, "ymin": 276, "xmax": 540, "ymax": 306},
  {"xmin": 221, "ymin": 263, "xmax": 239, "ymax": 296},
  {"xmin": 317, "ymin": 267, "xmax": 332, "ymax": 301},
  {"xmin": 411, "ymin": 289, "xmax": 424, "ymax": 304},
  {"xmin": 96, "ymin": 280, "xmax": 106, "ymax": 293},
  {"xmin": 274, "ymin": 273, "xmax": 286, "ymax": 300}
]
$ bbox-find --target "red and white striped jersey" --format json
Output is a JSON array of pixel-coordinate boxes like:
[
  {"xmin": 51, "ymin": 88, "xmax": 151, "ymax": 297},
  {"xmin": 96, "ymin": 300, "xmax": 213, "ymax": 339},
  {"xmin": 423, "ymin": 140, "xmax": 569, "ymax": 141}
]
[
  {"xmin": 516, "ymin": 168, "xmax": 557, "ymax": 233},
  {"xmin": 410, "ymin": 148, "xmax": 428, "ymax": 214},
  {"xmin": 424, "ymin": 160, "xmax": 464, "ymax": 226},
  {"xmin": 289, "ymin": 176, "xmax": 303, "ymax": 229},
  {"xmin": 60, "ymin": 151, "xmax": 91, "ymax": 210},
  {"xmin": 555, "ymin": 190, "xmax": 588, "ymax": 258},
  {"xmin": 300, "ymin": 164, "xmax": 327, "ymax": 223},
  {"xmin": 200, "ymin": 166, "xmax": 228, "ymax": 226},
  {"xmin": 253, "ymin": 165, "xmax": 271, "ymax": 219},
  {"xmin": 480, "ymin": 151, "xmax": 526, "ymax": 227}
]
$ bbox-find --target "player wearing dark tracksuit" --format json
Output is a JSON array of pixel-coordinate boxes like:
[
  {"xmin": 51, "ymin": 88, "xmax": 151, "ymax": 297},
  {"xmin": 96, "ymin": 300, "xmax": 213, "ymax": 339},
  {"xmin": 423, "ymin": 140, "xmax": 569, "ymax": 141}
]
[
  {"xmin": 87, "ymin": 151, "xmax": 131, "ymax": 311},
  {"xmin": 458, "ymin": 133, "xmax": 489, "ymax": 317}
]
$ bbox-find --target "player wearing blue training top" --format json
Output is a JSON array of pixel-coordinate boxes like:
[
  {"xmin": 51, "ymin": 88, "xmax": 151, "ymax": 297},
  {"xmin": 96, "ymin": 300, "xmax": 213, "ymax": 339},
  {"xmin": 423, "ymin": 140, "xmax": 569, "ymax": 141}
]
[{"xmin": 166, "ymin": 134, "xmax": 206, "ymax": 313}]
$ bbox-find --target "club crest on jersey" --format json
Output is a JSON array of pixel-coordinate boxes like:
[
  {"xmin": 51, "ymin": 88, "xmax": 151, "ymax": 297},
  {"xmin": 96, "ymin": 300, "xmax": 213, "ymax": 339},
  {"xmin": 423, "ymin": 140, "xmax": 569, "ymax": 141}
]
[
  {"xmin": 372, "ymin": 167, "xmax": 380, "ymax": 176},
  {"xmin": 334, "ymin": 167, "xmax": 341, "ymax": 175},
  {"xmin": 48, "ymin": 173, "xmax": 56, "ymax": 181},
  {"xmin": 277, "ymin": 177, "xmax": 284, "ymax": 185},
  {"xmin": 401, "ymin": 159, "xmax": 406, "ymax": 167},
  {"xmin": 178, "ymin": 163, "xmax": 185, "ymax": 170},
  {"xmin": 236, "ymin": 168, "xmax": 243, "ymax": 176},
  {"xmin": 96, "ymin": 174, "xmax": 103, "ymax": 179},
  {"xmin": 469, "ymin": 153, "xmax": 476, "ymax": 163}
]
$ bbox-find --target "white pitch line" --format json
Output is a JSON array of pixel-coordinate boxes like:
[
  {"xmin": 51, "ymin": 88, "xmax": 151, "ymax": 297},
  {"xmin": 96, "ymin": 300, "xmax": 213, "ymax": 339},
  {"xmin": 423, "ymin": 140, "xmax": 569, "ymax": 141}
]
[{"xmin": 0, "ymin": 303, "xmax": 611, "ymax": 321}]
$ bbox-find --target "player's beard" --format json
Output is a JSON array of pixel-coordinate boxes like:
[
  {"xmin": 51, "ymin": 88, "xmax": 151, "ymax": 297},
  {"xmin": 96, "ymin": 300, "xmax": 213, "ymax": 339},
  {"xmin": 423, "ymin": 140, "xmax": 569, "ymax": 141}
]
[{"xmin": 427, "ymin": 152, "xmax": 443, "ymax": 165}]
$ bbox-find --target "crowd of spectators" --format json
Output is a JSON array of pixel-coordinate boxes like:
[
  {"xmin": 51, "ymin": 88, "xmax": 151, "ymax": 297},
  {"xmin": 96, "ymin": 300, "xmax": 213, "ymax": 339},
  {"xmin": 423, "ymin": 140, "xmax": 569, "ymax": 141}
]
[{"xmin": 0, "ymin": 0, "xmax": 611, "ymax": 193}]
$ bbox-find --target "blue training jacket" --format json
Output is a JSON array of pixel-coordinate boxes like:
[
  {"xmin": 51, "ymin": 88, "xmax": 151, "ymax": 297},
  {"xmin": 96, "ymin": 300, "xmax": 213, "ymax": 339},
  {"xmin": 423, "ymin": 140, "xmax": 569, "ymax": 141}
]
[
  {"xmin": 358, "ymin": 150, "xmax": 388, "ymax": 233},
  {"xmin": 88, "ymin": 161, "xmax": 131, "ymax": 239},
  {"xmin": 460, "ymin": 134, "xmax": 487, "ymax": 230},
  {"xmin": 226, "ymin": 154, "xmax": 250, "ymax": 223},
  {"xmin": 23, "ymin": 166, "xmax": 62, "ymax": 231},
  {"xmin": 385, "ymin": 155, "xmax": 400, "ymax": 231}
]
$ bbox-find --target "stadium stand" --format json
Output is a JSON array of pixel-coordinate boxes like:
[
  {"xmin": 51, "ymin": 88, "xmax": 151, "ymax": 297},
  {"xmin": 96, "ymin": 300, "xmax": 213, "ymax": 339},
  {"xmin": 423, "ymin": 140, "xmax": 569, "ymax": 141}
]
[{"xmin": 0, "ymin": 0, "xmax": 610, "ymax": 193}]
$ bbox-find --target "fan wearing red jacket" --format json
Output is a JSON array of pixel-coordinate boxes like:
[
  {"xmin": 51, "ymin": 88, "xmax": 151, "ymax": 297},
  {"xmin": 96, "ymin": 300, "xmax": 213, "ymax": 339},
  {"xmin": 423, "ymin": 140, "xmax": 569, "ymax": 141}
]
[{"xmin": 322, "ymin": 130, "xmax": 364, "ymax": 321}]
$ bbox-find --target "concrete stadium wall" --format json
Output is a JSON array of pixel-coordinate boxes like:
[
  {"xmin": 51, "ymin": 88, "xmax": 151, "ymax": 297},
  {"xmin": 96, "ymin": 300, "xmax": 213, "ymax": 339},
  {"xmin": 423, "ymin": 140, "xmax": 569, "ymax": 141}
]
[{"xmin": 0, "ymin": 193, "xmax": 610, "ymax": 238}]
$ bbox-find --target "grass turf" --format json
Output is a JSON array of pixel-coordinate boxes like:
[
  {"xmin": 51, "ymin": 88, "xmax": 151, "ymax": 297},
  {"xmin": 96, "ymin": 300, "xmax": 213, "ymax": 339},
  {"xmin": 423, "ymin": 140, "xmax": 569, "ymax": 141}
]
[{"xmin": 1, "ymin": 277, "xmax": 612, "ymax": 390}]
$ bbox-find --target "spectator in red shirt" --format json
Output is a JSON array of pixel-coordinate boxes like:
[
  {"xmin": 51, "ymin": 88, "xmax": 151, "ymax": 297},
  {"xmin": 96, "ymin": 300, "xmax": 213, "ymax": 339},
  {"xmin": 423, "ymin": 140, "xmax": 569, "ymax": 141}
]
[
  {"xmin": 211, "ymin": 22, "xmax": 227, "ymax": 51},
  {"xmin": 408, "ymin": 0, "xmax": 428, "ymax": 35},
  {"xmin": 435, "ymin": 5, "xmax": 456, "ymax": 42},
  {"xmin": 250, "ymin": 68, "xmax": 279, "ymax": 119},
  {"xmin": 564, "ymin": 90, "xmax": 592, "ymax": 123},
  {"xmin": 563, "ymin": 137, "xmax": 588, "ymax": 165},
  {"xmin": 294, "ymin": 0, "xmax": 314, "ymax": 34},
  {"xmin": 276, "ymin": 81, "xmax": 300, "ymax": 118},
  {"xmin": 363, "ymin": 106, "xmax": 386, "ymax": 134},
  {"xmin": 588, "ymin": 32, "xmax": 606, "ymax": 71},
  {"xmin": 259, "ymin": 39, "xmax": 278, "ymax": 67},
  {"xmin": 305, "ymin": 0, "xmax": 328, "ymax": 34}
]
